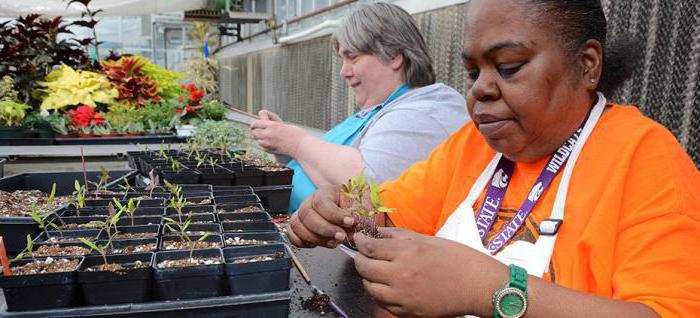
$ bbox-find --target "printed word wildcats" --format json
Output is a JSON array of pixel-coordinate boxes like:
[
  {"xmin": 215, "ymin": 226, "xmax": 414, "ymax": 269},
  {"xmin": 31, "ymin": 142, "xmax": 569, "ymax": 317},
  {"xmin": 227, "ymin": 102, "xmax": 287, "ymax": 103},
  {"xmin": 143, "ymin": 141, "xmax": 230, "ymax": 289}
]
[{"xmin": 546, "ymin": 128, "xmax": 582, "ymax": 173}]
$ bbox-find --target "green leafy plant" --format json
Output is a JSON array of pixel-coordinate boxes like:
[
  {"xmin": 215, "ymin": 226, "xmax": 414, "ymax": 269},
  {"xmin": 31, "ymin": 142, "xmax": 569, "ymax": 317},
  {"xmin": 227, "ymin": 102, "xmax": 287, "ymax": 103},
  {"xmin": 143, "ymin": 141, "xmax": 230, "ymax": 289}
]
[
  {"xmin": 30, "ymin": 203, "xmax": 62, "ymax": 238},
  {"xmin": 136, "ymin": 56, "xmax": 185, "ymax": 100},
  {"xmin": 192, "ymin": 120, "xmax": 245, "ymax": 149},
  {"xmin": 0, "ymin": 100, "xmax": 32, "ymax": 127},
  {"xmin": 0, "ymin": 76, "xmax": 18, "ymax": 101},
  {"xmin": 165, "ymin": 180, "xmax": 187, "ymax": 222},
  {"xmin": 141, "ymin": 102, "xmax": 176, "ymax": 134},
  {"xmin": 145, "ymin": 170, "xmax": 162, "ymax": 198},
  {"xmin": 77, "ymin": 238, "xmax": 110, "ymax": 266},
  {"xmin": 72, "ymin": 179, "xmax": 87, "ymax": 216},
  {"xmin": 340, "ymin": 171, "xmax": 393, "ymax": 239},
  {"xmin": 208, "ymin": 158, "xmax": 218, "ymax": 173},
  {"xmin": 33, "ymin": 64, "xmax": 118, "ymax": 112},
  {"xmin": 170, "ymin": 159, "xmax": 182, "ymax": 173},
  {"xmin": 201, "ymin": 100, "xmax": 226, "ymax": 121},
  {"xmin": 117, "ymin": 176, "xmax": 133, "ymax": 192},
  {"xmin": 88, "ymin": 165, "xmax": 110, "ymax": 197},
  {"xmin": 113, "ymin": 198, "xmax": 140, "ymax": 226},
  {"xmin": 11, "ymin": 234, "xmax": 37, "ymax": 263},
  {"xmin": 163, "ymin": 215, "xmax": 212, "ymax": 258}
]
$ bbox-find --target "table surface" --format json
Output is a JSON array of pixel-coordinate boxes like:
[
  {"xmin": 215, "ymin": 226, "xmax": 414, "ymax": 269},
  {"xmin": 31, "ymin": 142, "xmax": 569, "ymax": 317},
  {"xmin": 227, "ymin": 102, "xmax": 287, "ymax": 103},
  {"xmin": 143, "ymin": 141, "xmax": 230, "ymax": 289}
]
[{"xmin": 290, "ymin": 246, "xmax": 391, "ymax": 318}]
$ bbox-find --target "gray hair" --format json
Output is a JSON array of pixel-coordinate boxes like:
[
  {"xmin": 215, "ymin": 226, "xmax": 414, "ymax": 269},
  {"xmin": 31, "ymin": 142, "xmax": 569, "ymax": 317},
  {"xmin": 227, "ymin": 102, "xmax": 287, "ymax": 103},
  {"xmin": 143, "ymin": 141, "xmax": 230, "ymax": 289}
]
[{"xmin": 332, "ymin": 2, "xmax": 435, "ymax": 87}]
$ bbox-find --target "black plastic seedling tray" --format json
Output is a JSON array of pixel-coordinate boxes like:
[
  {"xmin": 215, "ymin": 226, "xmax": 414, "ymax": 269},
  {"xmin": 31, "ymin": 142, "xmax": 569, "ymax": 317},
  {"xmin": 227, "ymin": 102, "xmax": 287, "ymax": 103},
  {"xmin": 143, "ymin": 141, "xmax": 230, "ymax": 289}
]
[
  {"xmin": 0, "ymin": 290, "xmax": 291, "ymax": 317},
  {"xmin": 0, "ymin": 171, "xmax": 135, "ymax": 254}
]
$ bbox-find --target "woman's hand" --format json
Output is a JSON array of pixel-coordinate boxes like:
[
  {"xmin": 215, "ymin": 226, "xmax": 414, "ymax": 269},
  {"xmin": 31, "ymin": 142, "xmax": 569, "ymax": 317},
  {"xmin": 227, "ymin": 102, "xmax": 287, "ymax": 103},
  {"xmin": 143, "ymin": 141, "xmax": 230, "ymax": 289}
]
[
  {"xmin": 250, "ymin": 110, "xmax": 308, "ymax": 156},
  {"xmin": 287, "ymin": 187, "xmax": 357, "ymax": 248},
  {"xmin": 354, "ymin": 227, "xmax": 508, "ymax": 318}
]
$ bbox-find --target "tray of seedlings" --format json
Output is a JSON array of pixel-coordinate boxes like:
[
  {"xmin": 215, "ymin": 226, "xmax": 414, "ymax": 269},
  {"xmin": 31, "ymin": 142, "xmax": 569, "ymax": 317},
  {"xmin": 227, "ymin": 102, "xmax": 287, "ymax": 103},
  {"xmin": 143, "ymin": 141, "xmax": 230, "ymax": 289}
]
[
  {"xmin": 126, "ymin": 144, "xmax": 294, "ymax": 187},
  {"xmin": 1, "ymin": 176, "xmax": 292, "ymax": 317},
  {"xmin": 0, "ymin": 168, "xmax": 135, "ymax": 254}
]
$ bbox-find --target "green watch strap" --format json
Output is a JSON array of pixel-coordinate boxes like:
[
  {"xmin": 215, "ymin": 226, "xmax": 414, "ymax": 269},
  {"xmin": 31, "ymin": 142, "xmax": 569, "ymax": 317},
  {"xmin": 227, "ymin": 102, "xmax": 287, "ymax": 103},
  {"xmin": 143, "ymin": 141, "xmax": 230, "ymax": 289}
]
[{"xmin": 509, "ymin": 264, "xmax": 528, "ymax": 292}]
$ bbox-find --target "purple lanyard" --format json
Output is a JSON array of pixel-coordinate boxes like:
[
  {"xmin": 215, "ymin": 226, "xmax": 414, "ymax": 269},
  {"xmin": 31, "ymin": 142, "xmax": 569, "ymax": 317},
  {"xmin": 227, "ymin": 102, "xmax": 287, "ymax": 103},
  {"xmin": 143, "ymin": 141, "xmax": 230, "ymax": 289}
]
[{"xmin": 475, "ymin": 122, "xmax": 588, "ymax": 255}]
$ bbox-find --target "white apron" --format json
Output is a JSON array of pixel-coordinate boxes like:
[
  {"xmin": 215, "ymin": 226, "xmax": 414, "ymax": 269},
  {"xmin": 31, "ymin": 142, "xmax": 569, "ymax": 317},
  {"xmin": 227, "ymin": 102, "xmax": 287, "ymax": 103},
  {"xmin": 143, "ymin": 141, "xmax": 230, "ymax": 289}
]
[{"xmin": 436, "ymin": 93, "xmax": 607, "ymax": 279}]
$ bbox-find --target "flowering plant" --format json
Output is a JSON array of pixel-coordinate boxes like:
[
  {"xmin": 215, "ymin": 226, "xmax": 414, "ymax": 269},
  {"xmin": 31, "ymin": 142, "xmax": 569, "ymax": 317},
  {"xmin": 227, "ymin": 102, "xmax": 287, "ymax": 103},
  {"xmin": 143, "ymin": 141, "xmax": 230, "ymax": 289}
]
[
  {"xmin": 175, "ymin": 83, "xmax": 206, "ymax": 122},
  {"xmin": 68, "ymin": 105, "xmax": 104, "ymax": 128}
]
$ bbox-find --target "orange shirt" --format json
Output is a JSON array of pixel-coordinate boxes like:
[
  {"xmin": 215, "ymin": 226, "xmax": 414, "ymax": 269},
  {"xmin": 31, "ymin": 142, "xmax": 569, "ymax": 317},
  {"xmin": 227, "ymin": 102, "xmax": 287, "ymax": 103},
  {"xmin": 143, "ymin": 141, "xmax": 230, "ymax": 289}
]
[{"xmin": 382, "ymin": 104, "xmax": 700, "ymax": 317}]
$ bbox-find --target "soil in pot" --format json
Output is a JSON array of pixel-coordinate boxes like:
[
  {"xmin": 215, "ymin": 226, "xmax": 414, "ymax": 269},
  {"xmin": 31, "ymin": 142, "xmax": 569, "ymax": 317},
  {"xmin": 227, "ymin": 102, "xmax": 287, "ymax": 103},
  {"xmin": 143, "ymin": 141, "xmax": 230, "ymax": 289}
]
[
  {"xmin": 105, "ymin": 238, "xmax": 159, "ymax": 254},
  {"xmin": 157, "ymin": 256, "xmax": 223, "ymax": 268},
  {"xmin": 78, "ymin": 253, "xmax": 153, "ymax": 306},
  {"xmin": 34, "ymin": 244, "xmax": 90, "ymax": 257},
  {"xmin": 223, "ymin": 233, "xmax": 283, "ymax": 247},
  {"xmin": 0, "ymin": 189, "xmax": 71, "ymax": 217},
  {"xmin": 0, "ymin": 257, "xmax": 84, "ymax": 311},
  {"xmin": 217, "ymin": 204, "xmax": 265, "ymax": 213},
  {"xmin": 160, "ymin": 235, "xmax": 223, "ymax": 251},
  {"xmin": 230, "ymin": 252, "xmax": 284, "ymax": 264},
  {"xmin": 153, "ymin": 248, "xmax": 226, "ymax": 300}
]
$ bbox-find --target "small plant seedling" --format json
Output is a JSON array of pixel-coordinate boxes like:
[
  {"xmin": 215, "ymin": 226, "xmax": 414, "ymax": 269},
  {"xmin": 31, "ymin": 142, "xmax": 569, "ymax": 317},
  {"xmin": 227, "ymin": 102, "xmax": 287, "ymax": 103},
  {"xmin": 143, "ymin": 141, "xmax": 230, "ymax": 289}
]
[
  {"xmin": 209, "ymin": 158, "xmax": 218, "ymax": 173},
  {"xmin": 88, "ymin": 165, "xmax": 111, "ymax": 198},
  {"xmin": 145, "ymin": 170, "xmax": 162, "ymax": 198},
  {"xmin": 165, "ymin": 180, "xmax": 187, "ymax": 222},
  {"xmin": 10, "ymin": 234, "xmax": 37, "ymax": 264},
  {"xmin": 117, "ymin": 176, "xmax": 133, "ymax": 192},
  {"xmin": 171, "ymin": 159, "xmax": 182, "ymax": 173},
  {"xmin": 45, "ymin": 183, "xmax": 66, "ymax": 226},
  {"xmin": 78, "ymin": 239, "xmax": 111, "ymax": 267},
  {"xmin": 339, "ymin": 171, "xmax": 394, "ymax": 239},
  {"xmin": 164, "ymin": 216, "xmax": 212, "ymax": 259},
  {"xmin": 30, "ymin": 204, "xmax": 62, "ymax": 239},
  {"xmin": 195, "ymin": 150, "xmax": 206, "ymax": 169},
  {"xmin": 113, "ymin": 198, "xmax": 141, "ymax": 226},
  {"xmin": 72, "ymin": 179, "xmax": 88, "ymax": 216}
]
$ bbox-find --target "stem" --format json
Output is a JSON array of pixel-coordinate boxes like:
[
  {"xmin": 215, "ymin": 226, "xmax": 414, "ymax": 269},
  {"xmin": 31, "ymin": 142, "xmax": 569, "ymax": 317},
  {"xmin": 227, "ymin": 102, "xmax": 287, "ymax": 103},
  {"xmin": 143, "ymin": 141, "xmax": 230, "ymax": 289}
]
[
  {"xmin": 130, "ymin": 214, "xmax": 135, "ymax": 226},
  {"xmin": 80, "ymin": 147, "xmax": 89, "ymax": 196},
  {"xmin": 101, "ymin": 251, "xmax": 108, "ymax": 266}
]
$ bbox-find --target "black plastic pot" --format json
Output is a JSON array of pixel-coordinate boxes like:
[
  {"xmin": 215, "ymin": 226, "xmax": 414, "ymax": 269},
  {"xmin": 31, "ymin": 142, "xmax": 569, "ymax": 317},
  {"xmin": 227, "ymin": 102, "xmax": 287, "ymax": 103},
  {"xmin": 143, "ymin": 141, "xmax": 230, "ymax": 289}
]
[
  {"xmin": 214, "ymin": 194, "xmax": 260, "ymax": 205},
  {"xmin": 129, "ymin": 206, "xmax": 166, "ymax": 217},
  {"xmin": 32, "ymin": 241, "xmax": 92, "ymax": 257},
  {"xmin": 218, "ymin": 212, "xmax": 272, "ymax": 223},
  {"xmin": 212, "ymin": 185, "xmax": 254, "ymax": 193},
  {"xmin": 160, "ymin": 170, "xmax": 201, "ymax": 185},
  {"xmin": 223, "ymin": 244, "xmax": 291, "ymax": 295},
  {"xmin": 0, "ymin": 170, "xmax": 132, "ymax": 254},
  {"xmin": 177, "ymin": 184, "xmax": 213, "ymax": 192},
  {"xmin": 104, "ymin": 238, "xmax": 159, "ymax": 254},
  {"xmin": 34, "ymin": 229, "xmax": 103, "ymax": 244},
  {"xmin": 113, "ymin": 224, "xmax": 161, "ymax": 239},
  {"xmin": 233, "ymin": 167, "xmax": 264, "ymax": 187},
  {"xmin": 222, "ymin": 221, "xmax": 278, "ymax": 234},
  {"xmin": 160, "ymin": 234, "xmax": 223, "ymax": 251},
  {"xmin": 183, "ymin": 196, "xmax": 214, "ymax": 205},
  {"xmin": 123, "ymin": 192, "xmax": 171, "ymax": 200},
  {"xmin": 0, "ymin": 256, "xmax": 84, "ymax": 311},
  {"xmin": 253, "ymin": 185, "xmax": 293, "ymax": 214},
  {"xmin": 181, "ymin": 191, "xmax": 213, "ymax": 199},
  {"xmin": 223, "ymin": 232, "xmax": 285, "ymax": 247},
  {"xmin": 261, "ymin": 168, "xmax": 294, "ymax": 186},
  {"xmin": 213, "ymin": 189, "xmax": 254, "ymax": 197},
  {"xmin": 162, "ymin": 223, "xmax": 222, "ymax": 236},
  {"xmin": 198, "ymin": 167, "xmax": 235, "ymax": 186},
  {"xmin": 153, "ymin": 248, "xmax": 226, "ymax": 300},
  {"xmin": 77, "ymin": 252, "xmax": 154, "ymax": 305},
  {"xmin": 58, "ymin": 207, "xmax": 109, "ymax": 217},
  {"xmin": 54, "ymin": 215, "xmax": 107, "ymax": 230},
  {"xmin": 116, "ymin": 216, "xmax": 163, "ymax": 227},
  {"xmin": 166, "ymin": 205, "xmax": 215, "ymax": 214},
  {"xmin": 216, "ymin": 203, "xmax": 266, "ymax": 213},
  {"xmin": 164, "ymin": 213, "xmax": 216, "ymax": 224}
]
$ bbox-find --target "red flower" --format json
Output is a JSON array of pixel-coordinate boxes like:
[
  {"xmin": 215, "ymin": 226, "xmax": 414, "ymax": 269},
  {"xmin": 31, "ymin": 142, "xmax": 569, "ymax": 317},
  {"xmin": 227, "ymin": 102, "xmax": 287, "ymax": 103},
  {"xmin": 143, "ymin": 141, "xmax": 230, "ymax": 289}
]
[
  {"xmin": 178, "ymin": 95, "xmax": 184, "ymax": 103},
  {"xmin": 68, "ymin": 105, "xmax": 103, "ymax": 127},
  {"xmin": 181, "ymin": 83, "xmax": 196, "ymax": 91}
]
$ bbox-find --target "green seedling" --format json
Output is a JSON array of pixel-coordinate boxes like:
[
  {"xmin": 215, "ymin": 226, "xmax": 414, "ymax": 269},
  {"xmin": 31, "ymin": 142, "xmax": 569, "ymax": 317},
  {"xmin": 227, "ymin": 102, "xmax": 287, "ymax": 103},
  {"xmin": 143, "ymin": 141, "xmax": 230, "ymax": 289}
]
[
  {"xmin": 44, "ymin": 183, "xmax": 66, "ymax": 227},
  {"xmin": 164, "ymin": 216, "xmax": 212, "ymax": 259},
  {"xmin": 209, "ymin": 158, "xmax": 218, "ymax": 173},
  {"xmin": 117, "ymin": 176, "xmax": 133, "ymax": 192},
  {"xmin": 340, "ymin": 172, "xmax": 394, "ymax": 239},
  {"xmin": 72, "ymin": 179, "xmax": 87, "ymax": 216},
  {"xmin": 171, "ymin": 159, "xmax": 182, "ymax": 173},
  {"xmin": 113, "ymin": 198, "xmax": 141, "ymax": 226},
  {"xmin": 78, "ymin": 239, "xmax": 111, "ymax": 267},
  {"xmin": 194, "ymin": 150, "xmax": 206, "ymax": 169},
  {"xmin": 11, "ymin": 234, "xmax": 37, "ymax": 263},
  {"xmin": 88, "ymin": 165, "xmax": 111, "ymax": 198},
  {"xmin": 30, "ymin": 204, "xmax": 62, "ymax": 238},
  {"xmin": 369, "ymin": 179, "xmax": 394, "ymax": 216},
  {"xmin": 165, "ymin": 180, "xmax": 187, "ymax": 222}
]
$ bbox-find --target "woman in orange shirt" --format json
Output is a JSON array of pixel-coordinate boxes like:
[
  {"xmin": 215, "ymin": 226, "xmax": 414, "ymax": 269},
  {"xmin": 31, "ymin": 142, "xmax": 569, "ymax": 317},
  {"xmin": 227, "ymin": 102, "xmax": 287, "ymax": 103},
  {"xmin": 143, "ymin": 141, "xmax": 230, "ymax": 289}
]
[{"xmin": 286, "ymin": 0, "xmax": 700, "ymax": 317}]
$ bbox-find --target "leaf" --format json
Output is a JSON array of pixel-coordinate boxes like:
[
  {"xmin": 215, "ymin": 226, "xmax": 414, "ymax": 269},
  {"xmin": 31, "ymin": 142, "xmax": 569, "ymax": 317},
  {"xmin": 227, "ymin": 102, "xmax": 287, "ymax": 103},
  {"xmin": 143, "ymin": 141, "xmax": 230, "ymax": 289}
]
[
  {"xmin": 77, "ymin": 238, "xmax": 100, "ymax": 251},
  {"xmin": 196, "ymin": 232, "xmax": 211, "ymax": 242},
  {"xmin": 30, "ymin": 204, "xmax": 42, "ymax": 225}
]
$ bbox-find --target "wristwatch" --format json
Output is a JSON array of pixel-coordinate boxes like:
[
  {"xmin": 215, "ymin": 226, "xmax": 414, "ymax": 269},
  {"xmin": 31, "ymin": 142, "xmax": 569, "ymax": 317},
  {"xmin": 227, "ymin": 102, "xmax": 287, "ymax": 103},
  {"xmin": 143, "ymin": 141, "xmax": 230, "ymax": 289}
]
[{"xmin": 492, "ymin": 264, "xmax": 528, "ymax": 318}]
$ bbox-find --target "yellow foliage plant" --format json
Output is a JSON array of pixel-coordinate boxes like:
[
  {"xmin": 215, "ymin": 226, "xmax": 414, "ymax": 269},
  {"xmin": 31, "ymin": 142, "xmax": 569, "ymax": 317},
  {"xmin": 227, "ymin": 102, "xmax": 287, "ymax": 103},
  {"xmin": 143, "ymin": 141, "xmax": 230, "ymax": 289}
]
[{"xmin": 34, "ymin": 64, "xmax": 118, "ymax": 112}]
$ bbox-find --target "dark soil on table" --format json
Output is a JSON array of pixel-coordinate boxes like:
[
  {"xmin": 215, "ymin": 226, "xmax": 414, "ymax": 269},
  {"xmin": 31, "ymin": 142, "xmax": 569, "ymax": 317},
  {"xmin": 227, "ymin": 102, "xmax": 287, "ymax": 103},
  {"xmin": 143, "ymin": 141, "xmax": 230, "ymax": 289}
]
[{"xmin": 302, "ymin": 293, "xmax": 331, "ymax": 315}]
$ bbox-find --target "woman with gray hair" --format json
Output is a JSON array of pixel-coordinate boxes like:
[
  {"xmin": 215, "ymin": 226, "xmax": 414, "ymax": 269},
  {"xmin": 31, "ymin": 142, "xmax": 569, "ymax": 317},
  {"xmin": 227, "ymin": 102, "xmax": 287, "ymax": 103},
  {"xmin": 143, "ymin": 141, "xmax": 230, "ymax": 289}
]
[{"xmin": 251, "ymin": 2, "xmax": 469, "ymax": 213}]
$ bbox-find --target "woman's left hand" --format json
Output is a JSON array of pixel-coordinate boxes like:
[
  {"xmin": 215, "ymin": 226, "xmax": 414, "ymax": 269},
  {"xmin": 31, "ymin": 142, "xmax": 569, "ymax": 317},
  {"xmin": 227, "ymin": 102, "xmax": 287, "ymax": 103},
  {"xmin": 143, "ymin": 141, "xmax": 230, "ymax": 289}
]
[{"xmin": 353, "ymin": 227, "xmax": 508, "ymax": 318}]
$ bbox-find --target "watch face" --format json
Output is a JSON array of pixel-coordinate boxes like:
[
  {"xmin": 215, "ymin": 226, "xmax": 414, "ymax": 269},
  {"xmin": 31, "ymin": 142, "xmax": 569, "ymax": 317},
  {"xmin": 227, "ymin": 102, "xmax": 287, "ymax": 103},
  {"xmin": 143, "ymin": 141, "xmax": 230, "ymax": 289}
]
[{"xmin": 500, "ymin": 293, "xmax": 525, "ymax": 316}]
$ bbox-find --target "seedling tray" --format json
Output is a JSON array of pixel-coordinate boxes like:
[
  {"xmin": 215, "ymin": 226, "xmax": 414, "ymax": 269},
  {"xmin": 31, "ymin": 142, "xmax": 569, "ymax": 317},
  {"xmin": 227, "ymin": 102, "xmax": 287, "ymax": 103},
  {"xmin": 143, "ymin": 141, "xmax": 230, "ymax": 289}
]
[
  {"xmin": 0, "ymin": 290, "xmax": 291, "ymax": 317},
  {"xmin": 253, "ymin": 185, "xmax": 292, "ymax": 214}
]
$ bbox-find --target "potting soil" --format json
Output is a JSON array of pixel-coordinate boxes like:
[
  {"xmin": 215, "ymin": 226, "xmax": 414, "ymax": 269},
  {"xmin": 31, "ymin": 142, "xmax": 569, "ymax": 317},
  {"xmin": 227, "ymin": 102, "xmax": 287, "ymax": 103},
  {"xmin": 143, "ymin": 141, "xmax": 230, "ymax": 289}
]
[{"xmin": 11, "ymin": 257, "xmax": 80, "ymax": 275}]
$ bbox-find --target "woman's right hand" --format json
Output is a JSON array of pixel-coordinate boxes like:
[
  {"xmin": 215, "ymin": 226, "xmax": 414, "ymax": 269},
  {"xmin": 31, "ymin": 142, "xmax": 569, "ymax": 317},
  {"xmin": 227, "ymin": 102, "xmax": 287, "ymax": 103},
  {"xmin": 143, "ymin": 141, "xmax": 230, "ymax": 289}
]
[{"xmin": 287, "ymin": 186, "xmax": 356, "ymax": 248}]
